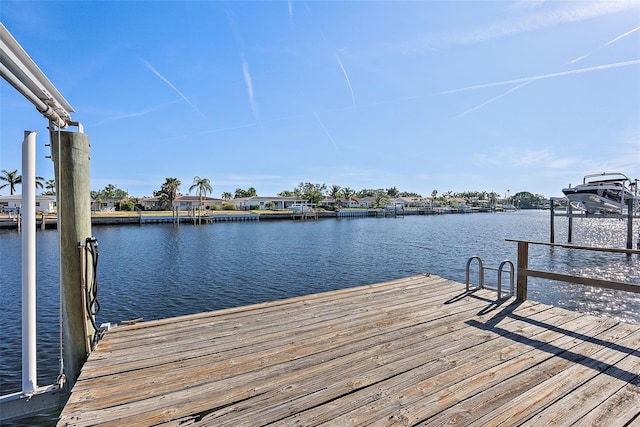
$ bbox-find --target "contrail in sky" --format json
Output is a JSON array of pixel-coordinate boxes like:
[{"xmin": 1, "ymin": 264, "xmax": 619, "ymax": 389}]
[
  {"xmin": 570, "ymin": 26, "xmax": 640, "ymax": 64},
  {"xmin": 314, "ymin": 111, "xmax": 339, "ymax": 150},
  {"xmin": 605, "ymin": 25, "xmax": 640, "ymax": 46},
  {"xmin": 458, "ymin": 82, "xmax": 533, "ymax": 117},
  {"xmin": 92, "ymin": 99, "xmax": 183, "ymax": 127},
  {"xmin": 225, "ymin": 11, "xmax": 260, "ymax": 122},
  {"xmin": 441, "ymin": 59, "xmax": 640, "ymax": 95},
  {"xmin": 241, "ymin": 54, "xmax": 260, "ymax": 122},
  {"xmin": 143, "ymin": 59, "xmax": 206, "ymax": 118},
  {"xmin": 336, "ymin": 54, "xmax": 356, "ymax": 106}
]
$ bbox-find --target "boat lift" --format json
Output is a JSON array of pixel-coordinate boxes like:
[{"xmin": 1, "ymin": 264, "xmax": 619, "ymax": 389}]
[
  {"xmin": 1, "ymin": 22, "xmax": 96, "ymax": 422},
  {"xmin": 549, "ymin": 197, "xmax": 639, "ymax": 249}
]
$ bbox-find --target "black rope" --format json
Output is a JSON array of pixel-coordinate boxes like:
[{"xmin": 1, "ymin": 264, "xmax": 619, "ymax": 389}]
[{"xmin": 84, "ymin": 237, "xmax": 100, "ymax": 345}]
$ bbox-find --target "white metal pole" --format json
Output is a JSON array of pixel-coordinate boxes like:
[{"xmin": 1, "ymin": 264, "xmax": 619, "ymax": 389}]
[{"xmin": 22, "ymin": 130, "xmax": 37, "ymax": 394}]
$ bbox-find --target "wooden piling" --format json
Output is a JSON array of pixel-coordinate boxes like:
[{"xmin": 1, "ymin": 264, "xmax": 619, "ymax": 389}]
[
  {"xmin": 567, "ymin": 203, "xmax": 573, "ymax": 243},
  {"xmin": 549, "ymin": 201, "xmax": 555, "ymax": 244},
  {"xmin": 516, "ymin": 241, "xmax": 528, "ymax": 301},
  {"xmin": 50, "ymin": 129, "xmax": 94, "ymax": 389}
]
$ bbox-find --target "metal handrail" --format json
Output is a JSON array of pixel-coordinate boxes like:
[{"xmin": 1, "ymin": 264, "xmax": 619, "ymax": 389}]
[
  {"xmin": 466, "ymin": 256, "xmax": 514, "ymax": 298},
  {"xmin": 466, "ymin": 256, "xmax": 484, "ymax": 291},
  {"xmin": 497, "ymin": 260, "xmax": 515, "ymax": 298}
]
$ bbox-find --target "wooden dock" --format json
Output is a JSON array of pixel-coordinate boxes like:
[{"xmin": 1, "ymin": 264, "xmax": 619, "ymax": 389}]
[{"xmin": 57, "ymin": 274, "xmax": 640, "ymax": 426}]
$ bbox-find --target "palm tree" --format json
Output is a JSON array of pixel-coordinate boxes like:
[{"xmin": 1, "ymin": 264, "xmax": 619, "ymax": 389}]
[
  {"xmin": 44, "ymin": 178, "xmax": 56, "ymax": 195},
  {"xmin": 221, "ymin": 192, "xmax": 233, "ymax": 201},
  {"xmin": 35, "ymin": 176, "xmax": 44, "ymax": 191},
  {"xmin": 0, "ymin": 169, "xmax": 21, "ymax": 195},
  {"xmin": 341, "ymin": 187, "xmax": 355, "ymax": 207},
  {"xmin": 329, "ymin": 185, "xmax": 341, "ymax": 209},
  {"xmin": 162, "ymin": 178, "xmax": 181, "ymax": 210},
  {"xmin": 0, "ymin": 170, "xmax": 44, "ymax": 195},
  {"xmin": 189, "ymin": 176, "xmax": 213, "ymax": 219},
  {"xmin": 374, "ymin": 191, "xmax": 390, "ymax": 209}
]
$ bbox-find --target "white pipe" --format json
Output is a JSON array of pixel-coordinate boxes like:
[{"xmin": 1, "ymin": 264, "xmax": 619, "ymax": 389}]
[
  {"xmin": 22, "ymin": 130, "xmax": 37, "ymax": 394},
  {"xmin": 0, "ymin": 63, "xmax": 67, "ymax": 128}
]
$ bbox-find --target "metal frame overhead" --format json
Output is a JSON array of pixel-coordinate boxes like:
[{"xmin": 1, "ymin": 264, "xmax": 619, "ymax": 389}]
[{"xmin": 0, "ymin": 22, "xmax": 74, "ymax": 128}]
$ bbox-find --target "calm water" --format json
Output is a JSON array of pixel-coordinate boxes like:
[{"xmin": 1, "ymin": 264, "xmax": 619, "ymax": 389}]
[{"xmin": 1, "ymin": 210, "xmax": 639, "ymax": 422}]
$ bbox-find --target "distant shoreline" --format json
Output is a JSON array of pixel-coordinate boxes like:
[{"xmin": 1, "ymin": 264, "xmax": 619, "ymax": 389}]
[{"xmin": 0, "ymin": 207, "xmax": 508, "ymax": 230}]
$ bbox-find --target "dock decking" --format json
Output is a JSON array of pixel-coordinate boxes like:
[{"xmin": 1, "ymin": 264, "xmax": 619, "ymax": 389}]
[{"xmin": 58, "ymin": 274, "xmax": 640, "ymax": 426}]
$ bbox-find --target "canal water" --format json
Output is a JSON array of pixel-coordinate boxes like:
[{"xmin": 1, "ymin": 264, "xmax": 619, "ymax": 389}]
[{"xmin": 1, "ymin": 210, "xmax": 639, "ymax": 424}]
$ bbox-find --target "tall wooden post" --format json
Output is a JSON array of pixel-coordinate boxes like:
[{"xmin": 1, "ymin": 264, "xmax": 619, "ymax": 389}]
[
  {"xmin": 516, "ymin": 241, "xmax": 528, "ymax": 301},
  {"xmin": 550, "ymin": 200, "xmax": 555, "ymax": 244},
  {"xmin": 567, "ymin": 203, "xmax": 573, "ymax": 243},
  {"xmin": 50, "ymin": 129, "xmax": 93, "ymax": 389}
]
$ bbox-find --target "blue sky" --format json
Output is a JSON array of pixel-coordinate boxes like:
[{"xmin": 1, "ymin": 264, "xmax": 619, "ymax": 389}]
[{"xmin": 1, "ymin": 1, "xmax": 639, "ymax": 199}]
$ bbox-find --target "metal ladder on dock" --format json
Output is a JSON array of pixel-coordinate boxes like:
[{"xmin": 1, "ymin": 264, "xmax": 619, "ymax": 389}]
[{"xmin": 465, "ymin": 256, "xmax": 515, "ymax": 299}]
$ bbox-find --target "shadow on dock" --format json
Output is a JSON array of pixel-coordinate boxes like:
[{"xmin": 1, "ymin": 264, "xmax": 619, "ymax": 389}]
[{"xmin": 58, "ymin": 274, "xmax": 640, "ymax": 426}]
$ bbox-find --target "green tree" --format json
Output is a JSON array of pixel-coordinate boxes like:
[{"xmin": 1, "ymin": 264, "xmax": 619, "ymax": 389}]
[
  {"xmin": 374, "ymin": 190, "xmax": 390, "ymax": 209},
  {"xmin": 234, "ymin": 187, "xmax": 257, "ymax": 198},
  {"xmin": 296, "ymin": 182, "xmax": 326, "ymax": 206},
  {"xmin": 357, "ymin": 188, "xmax": 378, "ymax": 198},
  {"xmin": 43, "ymin": 178, "xmax": 56, "ymax": 195},
  {"xmin": 156, "ymin": 178, "xmax": 181, "ymax": 209},
  {"xmin": 0, "ymin": 170, "xmax": 44, "ymax": 195},
  {"xmin": 221, "ymin": 191, "xmax": 233, "ymax": 201},
  {"xmin": 399, "ymin": 191, "xmax": 421, "ymax": 197},
  {"xmin": 35, "ymin": 176, "xmax": 44, "ymax": 191},
  {"xmin": 386, "ymin": 186, "xmax": 399, "ymax": 197},
  {"xmin": 329, "ymin": 185, "xmax": 341, "ymax": 209},
  {"xmin": 341, "ymin": 187, "xmax": 356, "ymax": 205},
  {"xmin": 189, "ymin": 176, "xmax": 213, "ymax": 215},
  {"xmin": 103, "ymin": 183, "xmax": 117, "ymax": 198},
  {"xmin": 512, "ymin": 191, "xmax": 544, "ymax": 209},
  {"xmin": 119, "ymin": 199, "xmax": 136, "ymax": 211},
  {"xmin": 1, "ymin": 169, "xmax": 21, "ymax": 195}
]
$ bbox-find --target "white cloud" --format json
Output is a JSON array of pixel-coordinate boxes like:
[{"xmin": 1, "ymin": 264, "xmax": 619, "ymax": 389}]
[{"xmin": 389, "ymin": 1, "xmax": 639, "ymax": 54}]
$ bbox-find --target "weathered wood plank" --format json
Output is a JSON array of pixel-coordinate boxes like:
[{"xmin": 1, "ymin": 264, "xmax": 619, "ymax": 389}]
[
  {"xmin": 74, "ymin": 279, "xmax": 474, "ymax": 382},
  {"xmin": 57, "ymin": 274, "xmax": 640, "ymax": 427},
  {"xmin": 416, "ymin": 317, "xmax": 624, "ymax": 426},
  {"xmin": 87, "ymin": 275, "xmax": 452, "ymax": 358},
  {"xmin": 524, "ymin": 346, "xmax": 640, "ymax": 425},
  {"xmin": 63, "ymin": 285, "xmax": 499, "ymax": 418},
  {"xmin": 198, "ymin": 304, "xmax": 560, "ymax": 426},
  {"xmin": 574, "ymin": 379, "xmax": 640, "ymax": 426},
  {"xmin": 467, "ymin": 325, "xmax": 640, "ymax": 426},
  {"xmin": 295, "ymin": 309, "xmax": 600, "ymax": 426}
]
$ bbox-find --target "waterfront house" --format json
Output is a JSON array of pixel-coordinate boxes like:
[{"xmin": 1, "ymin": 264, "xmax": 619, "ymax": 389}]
[
  {"xmin": 229, "ymin": 196, "xmax": 308, "ymax": 210},
  {"xmin": 140, "ymin": 195, "xmax": 224, "ymax": 211},
  {"xmin": 341, "ymin": 197, "xmax": 364, "ymax": 208},
  {"xmin": 91, "ymin": 197, "xmax": 121, "ymax": 212},
  {"xmin": 0, "ymin": 194, "xmax": 57, "ymax": 214}
]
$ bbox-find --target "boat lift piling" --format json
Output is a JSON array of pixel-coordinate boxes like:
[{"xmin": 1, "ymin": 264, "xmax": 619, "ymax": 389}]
[{"xmin": 550, "ymin": 197, "xmax": 637, "ymax": 249}]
